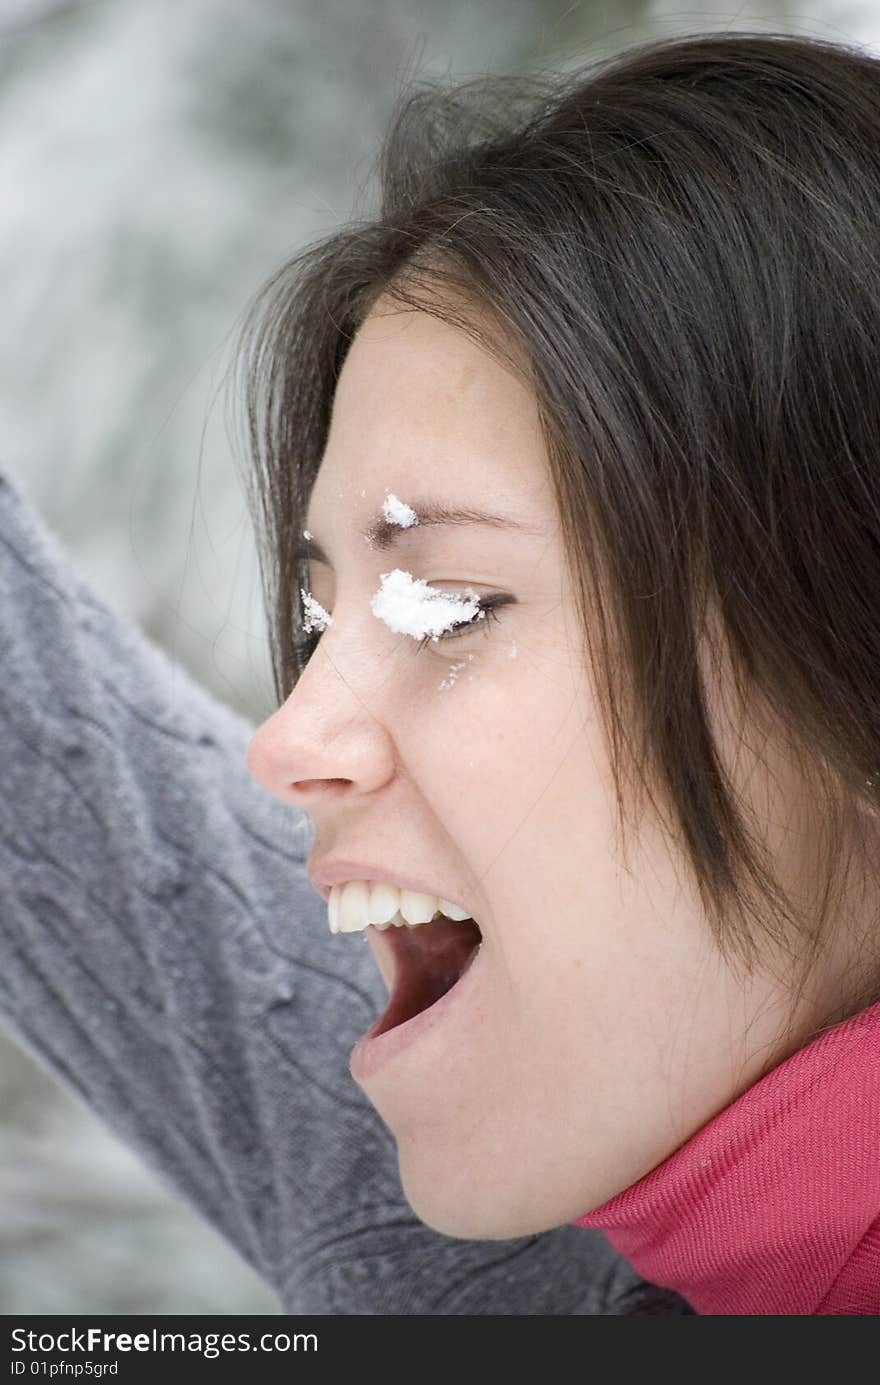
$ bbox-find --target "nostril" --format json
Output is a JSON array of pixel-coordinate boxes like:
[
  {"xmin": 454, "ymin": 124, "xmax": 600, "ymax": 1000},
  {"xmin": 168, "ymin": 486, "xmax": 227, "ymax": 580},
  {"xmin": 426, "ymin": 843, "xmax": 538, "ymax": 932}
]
[{"xmin": 291, "ymin": 778, "xmax": 351, "ymax": 795}]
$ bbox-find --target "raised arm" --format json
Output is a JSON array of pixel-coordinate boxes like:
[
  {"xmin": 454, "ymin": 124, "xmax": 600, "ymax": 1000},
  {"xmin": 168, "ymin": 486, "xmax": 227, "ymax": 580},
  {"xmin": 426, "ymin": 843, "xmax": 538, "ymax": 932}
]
[{"xmin": 0, "ymin": 473, "xmax": 683, "ymax": 1314}]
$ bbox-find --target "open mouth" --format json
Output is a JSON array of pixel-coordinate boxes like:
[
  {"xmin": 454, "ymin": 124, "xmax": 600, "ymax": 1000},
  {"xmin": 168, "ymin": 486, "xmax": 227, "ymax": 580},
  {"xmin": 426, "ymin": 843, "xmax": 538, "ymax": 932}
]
[{"xmin": 369, "ymin": 914, "xmax": 483, "ymax": 1036}]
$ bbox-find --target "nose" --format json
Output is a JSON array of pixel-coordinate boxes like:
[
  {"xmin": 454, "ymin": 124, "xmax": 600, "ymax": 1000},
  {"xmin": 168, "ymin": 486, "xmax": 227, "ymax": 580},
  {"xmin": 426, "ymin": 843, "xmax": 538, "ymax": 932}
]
[{"xmin": 245, "ymin": 635, "xmax": 396, "ymax": 806}]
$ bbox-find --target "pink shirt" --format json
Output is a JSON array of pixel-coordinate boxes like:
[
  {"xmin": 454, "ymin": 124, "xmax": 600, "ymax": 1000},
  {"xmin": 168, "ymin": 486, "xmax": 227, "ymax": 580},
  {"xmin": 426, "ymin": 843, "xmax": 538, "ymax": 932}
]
[{"xmin": 574, "ymin": 999, "xmax": 880, "ymax": 1314}]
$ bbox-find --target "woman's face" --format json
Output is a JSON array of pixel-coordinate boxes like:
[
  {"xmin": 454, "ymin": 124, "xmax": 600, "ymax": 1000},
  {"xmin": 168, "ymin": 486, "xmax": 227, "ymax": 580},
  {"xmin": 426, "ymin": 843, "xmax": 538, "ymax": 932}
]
[{"xmin": 246, "ymin": 295, "xmax": 840, "ymax": 1238}]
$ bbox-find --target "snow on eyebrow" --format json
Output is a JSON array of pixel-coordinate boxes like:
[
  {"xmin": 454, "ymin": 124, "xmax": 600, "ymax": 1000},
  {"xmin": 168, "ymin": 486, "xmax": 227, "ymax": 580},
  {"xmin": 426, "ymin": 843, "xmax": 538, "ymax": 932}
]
[
  {"xmin": 370, "ymin": 568, "xmax": 483, "ymax": 640},
  {"xmin": 300, "ymin": 588, "xmax": 332, "ymax": 633},
  {"xmin": 382, "ymin": 493, "xmax": 418, "ymax": 528}
]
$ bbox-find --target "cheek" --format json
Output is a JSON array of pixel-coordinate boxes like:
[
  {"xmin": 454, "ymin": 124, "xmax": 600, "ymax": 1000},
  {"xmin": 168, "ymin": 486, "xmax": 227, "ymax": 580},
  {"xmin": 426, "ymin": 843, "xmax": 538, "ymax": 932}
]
[{"xmin": 408, "ymin": 642, "xmax": 586, "ymax": 825}]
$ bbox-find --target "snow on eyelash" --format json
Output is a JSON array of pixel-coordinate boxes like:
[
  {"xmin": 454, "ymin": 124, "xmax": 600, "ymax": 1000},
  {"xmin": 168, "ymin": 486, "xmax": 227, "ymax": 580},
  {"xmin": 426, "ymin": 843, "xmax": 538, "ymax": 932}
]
[
  {"xmin": 369, "ymin": 569, "xmax": 484, "ymax": 641},
  {"xmin": 414, "ymin": 597, "xmax": 505, "ymax": 651},
  {"xmin": 295, "ymin": 569, "xmax": 512, "ymax": 662}
]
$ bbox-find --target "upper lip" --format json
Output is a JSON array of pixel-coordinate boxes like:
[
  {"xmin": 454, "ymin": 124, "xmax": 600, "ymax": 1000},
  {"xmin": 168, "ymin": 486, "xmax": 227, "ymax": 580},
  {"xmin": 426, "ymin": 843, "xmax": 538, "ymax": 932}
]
[{"xmin": 307, "ymin": 858, "xmax": 473, "ymax": 914}]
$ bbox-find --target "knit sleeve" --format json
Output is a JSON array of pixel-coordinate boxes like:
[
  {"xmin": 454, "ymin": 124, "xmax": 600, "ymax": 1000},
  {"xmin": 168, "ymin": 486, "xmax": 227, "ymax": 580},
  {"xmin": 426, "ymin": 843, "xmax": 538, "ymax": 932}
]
[{"xmin": 0, "ymin": 471, "xmax": 673, "ymax": 1315}]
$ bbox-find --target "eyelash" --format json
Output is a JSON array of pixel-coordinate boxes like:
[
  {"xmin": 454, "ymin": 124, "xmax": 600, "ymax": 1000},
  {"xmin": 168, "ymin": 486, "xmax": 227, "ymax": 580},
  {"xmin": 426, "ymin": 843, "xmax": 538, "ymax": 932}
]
[
  {"xmin": 294, "ymin": 589, "xmax": 511, "ymax": 664},
  {"xmin": 415, "ymin": 595, "xmax": 507, "ymax": 652}
]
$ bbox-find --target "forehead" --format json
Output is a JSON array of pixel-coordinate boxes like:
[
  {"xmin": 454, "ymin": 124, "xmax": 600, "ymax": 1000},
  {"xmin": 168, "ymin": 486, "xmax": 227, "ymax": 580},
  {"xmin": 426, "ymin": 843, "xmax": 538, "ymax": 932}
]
[{"xmin": 309, "ymin": 301, "xmax": 551, "ymax": 520}]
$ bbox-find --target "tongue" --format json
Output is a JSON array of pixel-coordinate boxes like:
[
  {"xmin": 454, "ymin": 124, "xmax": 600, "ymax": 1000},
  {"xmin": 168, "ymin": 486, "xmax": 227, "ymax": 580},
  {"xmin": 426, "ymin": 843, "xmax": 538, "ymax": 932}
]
[{"xmin": 374, "ymin": 917, "xmax": 481, "ymax": 1034}]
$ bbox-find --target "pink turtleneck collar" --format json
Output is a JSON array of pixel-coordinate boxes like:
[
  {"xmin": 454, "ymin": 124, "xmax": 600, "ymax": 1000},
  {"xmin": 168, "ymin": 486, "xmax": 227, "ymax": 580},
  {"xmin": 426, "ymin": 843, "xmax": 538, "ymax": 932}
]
[{"xmin": 574, "ymin": 999, "xmax": 880, "ymax": 1314}]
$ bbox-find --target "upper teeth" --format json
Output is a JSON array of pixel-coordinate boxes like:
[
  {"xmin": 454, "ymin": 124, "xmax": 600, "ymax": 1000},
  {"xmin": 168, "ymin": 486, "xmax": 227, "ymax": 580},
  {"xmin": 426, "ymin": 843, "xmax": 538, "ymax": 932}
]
[{"xmin": 328, "ymin": 880, "xmax": 472, "ymax": 934}]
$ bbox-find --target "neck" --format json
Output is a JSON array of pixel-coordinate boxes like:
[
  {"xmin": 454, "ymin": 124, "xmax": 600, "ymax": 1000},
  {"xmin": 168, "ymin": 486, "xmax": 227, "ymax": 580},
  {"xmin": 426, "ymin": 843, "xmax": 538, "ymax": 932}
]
[{"xmin": 574, "ymin": 1000, "xmax": 880, "ymax": 1314}]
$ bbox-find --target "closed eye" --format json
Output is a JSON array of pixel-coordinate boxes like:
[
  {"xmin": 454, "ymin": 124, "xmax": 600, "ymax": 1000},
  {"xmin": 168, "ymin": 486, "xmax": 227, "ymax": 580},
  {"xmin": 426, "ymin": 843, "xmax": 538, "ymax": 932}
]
[
  {"xmin": 415, "ymin": 592, "xmax": 514, "ymax": 652},
  {"xmin": 292, "ymin": 579, "xmax": 515, "ymax": 669}
]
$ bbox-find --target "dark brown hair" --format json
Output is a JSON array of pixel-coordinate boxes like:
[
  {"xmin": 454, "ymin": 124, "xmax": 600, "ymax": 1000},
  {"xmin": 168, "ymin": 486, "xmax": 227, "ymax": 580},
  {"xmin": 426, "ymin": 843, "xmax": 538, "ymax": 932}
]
[{"xmin": 231, "ymin": 29, "xmax": 880, "ymax": 1049}]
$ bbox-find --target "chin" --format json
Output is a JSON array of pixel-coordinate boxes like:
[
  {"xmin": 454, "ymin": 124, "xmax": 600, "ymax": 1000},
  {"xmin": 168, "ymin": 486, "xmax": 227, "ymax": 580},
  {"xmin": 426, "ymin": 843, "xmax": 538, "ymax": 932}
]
[{"xmin": 397, "ymin": 1147, "xmax": 564, "ymax": 1242}]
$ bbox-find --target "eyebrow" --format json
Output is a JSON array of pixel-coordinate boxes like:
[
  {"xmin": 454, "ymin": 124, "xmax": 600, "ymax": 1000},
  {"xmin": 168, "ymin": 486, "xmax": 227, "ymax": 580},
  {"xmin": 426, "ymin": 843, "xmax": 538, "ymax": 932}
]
[{"xmin": 294, "ymin": 501, "xmax": 545, "ymax": 566}]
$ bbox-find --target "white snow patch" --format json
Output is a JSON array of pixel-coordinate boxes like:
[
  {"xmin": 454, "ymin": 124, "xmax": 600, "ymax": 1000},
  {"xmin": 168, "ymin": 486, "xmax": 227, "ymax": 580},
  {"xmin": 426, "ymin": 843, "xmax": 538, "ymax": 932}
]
[
  {"xmin": 382, "ymin": 493, "xmax": 418, "ymax": 528},
  {"xmin": 300, "ymin": 588, "xmax": 332, "ymax": 633},
  {"xmin": 370, "ymin": 569, "xmax": 482, "ymax": 641}
]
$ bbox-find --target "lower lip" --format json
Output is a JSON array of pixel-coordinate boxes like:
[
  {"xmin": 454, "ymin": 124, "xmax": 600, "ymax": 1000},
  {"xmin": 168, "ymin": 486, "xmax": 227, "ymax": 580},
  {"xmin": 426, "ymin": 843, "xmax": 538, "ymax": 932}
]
[{"xmin": 349, "ymin": 940, "xmax": 485, "ymax": 1084}]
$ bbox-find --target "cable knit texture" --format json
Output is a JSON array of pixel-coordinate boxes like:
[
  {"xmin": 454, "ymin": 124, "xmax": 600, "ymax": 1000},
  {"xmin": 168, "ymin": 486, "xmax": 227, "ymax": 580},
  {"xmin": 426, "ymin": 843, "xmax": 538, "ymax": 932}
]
[
  {"xmin": 0, "ymin": 472, "xmax": 692, "ymax": 1316},
  {"xmin": 575, "ymin": 1001, "xmax": 880, "ymax": 1314}
]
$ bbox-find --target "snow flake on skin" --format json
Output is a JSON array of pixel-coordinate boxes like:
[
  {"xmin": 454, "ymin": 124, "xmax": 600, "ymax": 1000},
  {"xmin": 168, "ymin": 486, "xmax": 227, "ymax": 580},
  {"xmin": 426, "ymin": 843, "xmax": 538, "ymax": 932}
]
[
  {"xmin": 381, "ymin": 492, "xmax": 418, "ymax": 529},
  {"xmin": 301, "ymin": 588, "xmax": 332, "ymax": 633},
  {"xmin": 438, "ymin": 654, "xmax": 475, "ymax": 692},
  {"xmin": 362, "ymin": 492, "xmax": 418, "ymax": 549}
]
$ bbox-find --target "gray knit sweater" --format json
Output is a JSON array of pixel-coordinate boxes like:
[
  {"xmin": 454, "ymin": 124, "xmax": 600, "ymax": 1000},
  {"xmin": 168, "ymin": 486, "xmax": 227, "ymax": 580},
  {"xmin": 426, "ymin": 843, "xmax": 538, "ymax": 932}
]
[{"xmin": 0, "ymin": 473, "xmax": 693, "ymax": 1315}]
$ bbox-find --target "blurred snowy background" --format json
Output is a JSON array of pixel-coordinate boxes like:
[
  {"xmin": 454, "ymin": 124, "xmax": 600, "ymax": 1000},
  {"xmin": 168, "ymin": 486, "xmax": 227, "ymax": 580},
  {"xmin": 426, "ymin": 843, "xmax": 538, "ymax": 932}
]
[{"xmin": 1, "ymin": 0, "xmax": 878, "ymax": 1317}]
